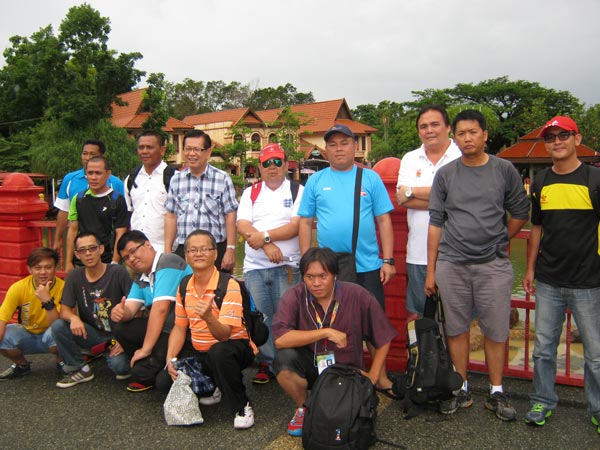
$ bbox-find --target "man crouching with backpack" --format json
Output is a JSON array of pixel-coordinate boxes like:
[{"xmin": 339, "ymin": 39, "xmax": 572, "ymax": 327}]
[
  {"xmin": 155, "ymin": 230, "xmax": 256, "ymax": 429},
  {"xmin": 272, "ymin": 247, "xmax": 397, "ymax": 437}
]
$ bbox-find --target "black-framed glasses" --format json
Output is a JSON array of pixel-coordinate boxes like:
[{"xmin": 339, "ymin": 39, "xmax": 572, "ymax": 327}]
[
  {"xmin": 543, "ymin": 131, "xmax": 575, "ymax": 143},
  {"xmin": 121, "ymin": 242, "xmax": 145, "ymax": 262},
  {"xmin": 185, "ymin": 247, "xmax": 217, "ymax": 255},
  {"xmin": 75, "ymin": 244, "xmax": 100, "ymax": 254},
  {"xmin": 262, "ymin": 158, "xmax": 283, "ymax": 168},
  {"xmin": 184, "ymin": 146, "xmax": 209, "ymax": 153}
]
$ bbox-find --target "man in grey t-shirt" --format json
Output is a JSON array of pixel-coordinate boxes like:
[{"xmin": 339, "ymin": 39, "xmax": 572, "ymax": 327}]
[{"xmin": 425, "ymin": 110, "xmax": 529, "ymax": 421}]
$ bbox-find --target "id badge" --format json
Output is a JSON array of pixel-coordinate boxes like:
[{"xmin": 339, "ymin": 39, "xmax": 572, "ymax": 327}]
[{"xmin": 316, "ymin": 352, "xmax": 336, "ymax": 375}]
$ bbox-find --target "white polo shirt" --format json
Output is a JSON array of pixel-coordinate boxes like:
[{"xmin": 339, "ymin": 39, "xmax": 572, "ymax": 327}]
[
  {"xmin": 237, "ymin": 179, "xmax": 304, "ymax": 272},
  {"xmin": 397, "ymin": 141, "xmax": 462, "ymax": 265}
]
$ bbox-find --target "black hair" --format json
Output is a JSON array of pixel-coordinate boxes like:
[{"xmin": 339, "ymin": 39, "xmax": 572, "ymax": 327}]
[
  {"xmin": 183, "ymin": 129, "xmax": 212, "ymax": 149},
  {"xmin": 117, "ymin": 230, "xmax": 149, "ymax": 253},
  {"xmin": 416, "ymin": 104, "xmax": 450, "ymax": 129},
  {"xmin": 137, "ymin": 130, "xmax": 166, "ymax": 146},
  {"xmin": 82, "ymin": 139, "xmax": 106, "ymax": 154},
  {"xmin": 86, "ymin": 155, "xmax": 111, "ymax": 171},
  {"xmin": 299, "ymin": 247, "xmax": 339, "ymax": 277},
  {"xmin": 184, "ymin": 230, "xmax": 217, "ymax": 251},
  {"xmin": 452, "ymin": 109, "xmax": 487, "ymax": 133},
  {"xmin": 27, "ymin": 247, "xmax": 59, "ymax": 267}
]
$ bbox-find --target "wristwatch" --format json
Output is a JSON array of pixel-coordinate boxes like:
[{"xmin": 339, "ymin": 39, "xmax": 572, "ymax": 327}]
[
  {"xmin": 382, "ymin": 258, "xmax": 396, "ymax": 266},
  {"xmin": 41, "ymin": 297, "xmax": 56, "ymax": 311},
  {"xmin": 264, "ymin": 231, "xmax": 271, "ymax": 244},
  {"xmin": 404, "ymin": 187, "xmax": 413, "ymax": 199}
]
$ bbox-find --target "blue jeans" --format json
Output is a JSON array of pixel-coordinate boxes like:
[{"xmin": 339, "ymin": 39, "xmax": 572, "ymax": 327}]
[
  {"xmin": 406, "ymin": 263, "xmax": 427, "ymax": 315},
  {"xmin": 0, "ymin": 324, "xmax": 55, "ymax": 354},
  {"xmin": 531, "ymin": 281, "xmax": 600, "ymax": 416},
  {"xmin": 50, "ymin": 319, "xmax": 130, "ymax": 376},
  {"xmin": 244, "ymin": 265, "xmax": 300, "ymax": 369}
]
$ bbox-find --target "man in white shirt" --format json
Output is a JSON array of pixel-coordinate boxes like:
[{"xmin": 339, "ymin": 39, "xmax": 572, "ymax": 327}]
[{"xmin": 396, "ymin": 105, "xmax": 461, "ymax": 316}]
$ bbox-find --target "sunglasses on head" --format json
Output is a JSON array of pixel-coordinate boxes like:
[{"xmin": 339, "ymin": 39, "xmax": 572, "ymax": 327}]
[
  {"xmin": 262, "ymin": 158, "xmax": 283, "ymax": 168},
  {"xmin": 543, "ymin": 131, "xmax": 575, "ymax": 143}
]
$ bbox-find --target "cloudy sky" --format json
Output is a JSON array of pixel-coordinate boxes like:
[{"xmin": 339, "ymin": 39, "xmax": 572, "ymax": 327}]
[{"xmin": 1, "ymin": 0, "xmax": 599, "ymax": 109}]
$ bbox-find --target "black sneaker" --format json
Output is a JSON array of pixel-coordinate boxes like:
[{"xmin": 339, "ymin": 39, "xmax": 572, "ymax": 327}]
[
  {"xmin": 485, "ymin": 392, "xmax": 517, "ymax": 421},
  {"xmin": 439, "ymin": 389, "xmax": 473, "ymax": 414},
  {"xmin": 0, "ymin": 363, "xmax": 31, "ymax": 381}
]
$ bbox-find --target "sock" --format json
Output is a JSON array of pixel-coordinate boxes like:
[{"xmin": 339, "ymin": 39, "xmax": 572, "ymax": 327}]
[
  {"xmin": 462, "ymin": 380, "xmax": 468, "ymax": 392},
  {"xmin": 81, "ymin": 364, "xmax": 91, "ymax": 373},
  {"xmin": 490, "ymin": 384, "xmax": 503, "ymax": 394}
]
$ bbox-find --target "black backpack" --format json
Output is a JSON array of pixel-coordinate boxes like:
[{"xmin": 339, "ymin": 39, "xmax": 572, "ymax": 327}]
[
  {"xmin": 178, "ymin": 271, "xmax": 269, "ymax": 347},
  {"xmin": 392, "ymin": 294, "xmax": 463, "ymax": 417},
  {"xmin": 303, "ymin": 364, "xmax": 378, "ymax": 450},
  {"xmin": 126, "ymin": 164, "xmax": 176, "ymax": 195}
]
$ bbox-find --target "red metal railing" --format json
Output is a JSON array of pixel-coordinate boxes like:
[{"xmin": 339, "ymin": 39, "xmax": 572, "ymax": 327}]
[{"xmin": 467, "ymin": 230, "xmax": 583, "ymax": 387}]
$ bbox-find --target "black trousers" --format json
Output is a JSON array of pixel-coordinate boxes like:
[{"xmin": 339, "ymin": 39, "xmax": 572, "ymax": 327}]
[
  {"xmin": 156, "ymin": 339, "xmax": 254, "ymax": 415},
  {"xmin": 114, "ymin": 317, "xmax": 169, "ymax": 386}
]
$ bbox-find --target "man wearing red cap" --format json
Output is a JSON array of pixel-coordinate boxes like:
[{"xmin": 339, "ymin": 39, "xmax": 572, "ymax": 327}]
[
  {"xmin": 523, "ymin": 116, "xmax": 600, "ymax": 430},
  {"xmin": 237, "ymin": 143, "xmax": 304, "ymax": 384}
]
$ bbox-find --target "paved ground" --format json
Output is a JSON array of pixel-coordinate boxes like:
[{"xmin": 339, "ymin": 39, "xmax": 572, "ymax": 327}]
[{"xmin": 1, "ymin": 354, "xmax": 598, "ymax": 450}]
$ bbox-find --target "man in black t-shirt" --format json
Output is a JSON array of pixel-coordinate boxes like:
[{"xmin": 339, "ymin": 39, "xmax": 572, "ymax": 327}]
[
  {"xmin": 64, "ymin": 155, "xmax": 128, "ymax": 272},
  {"xmin": 51, "ymin": 233, "xmax": 133, "ymax": 388}
]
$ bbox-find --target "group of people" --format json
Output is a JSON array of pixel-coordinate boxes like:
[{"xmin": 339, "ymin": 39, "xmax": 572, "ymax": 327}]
[{"xmin": 0, "ymin": 109, "xmax": 598, "ymax": 436}]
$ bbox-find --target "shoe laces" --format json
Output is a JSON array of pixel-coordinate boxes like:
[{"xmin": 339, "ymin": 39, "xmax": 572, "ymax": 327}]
[
  {"xmin": 531, "ymin": 403, "xmax": 546, "ymax": 412},
  {"xmin": 237, "ymin": 403, "xmax": 252, "ymax": 417},
  {"xmin": 257, "ymin": 363, "xmax": 269, "ymax": 373},
  {"xmin": 291, "ymin": 408, "xmax": 305, "ymax": 424}
]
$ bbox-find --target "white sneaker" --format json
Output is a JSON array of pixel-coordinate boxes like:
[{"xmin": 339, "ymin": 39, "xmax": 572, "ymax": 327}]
[
  {"xmin": 234, "ymin": 402, "xmax": 254, "ymax": 429},
  {"xmin": 199, "ymin": 387, "xmax": 222, "ymax": 406}
]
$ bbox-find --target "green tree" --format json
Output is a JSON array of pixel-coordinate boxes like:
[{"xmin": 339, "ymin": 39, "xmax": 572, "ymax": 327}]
[
  {"xmin": 248, "ymin": 83, "xmax": 315, "ymax": 110},
  {"xmin": 141, "ymin": 73, "xmax": 169, "ymax": 131},
  {"xmin": 266, "ymin": 106, "xmax": 314, "ymax": 162},
  {"xmin": 578, "ymin": 104, "xmax": 600, "ymax": 151}
]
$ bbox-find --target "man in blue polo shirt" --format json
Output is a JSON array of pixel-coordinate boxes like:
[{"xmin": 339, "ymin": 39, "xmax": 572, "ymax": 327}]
[
  {"xmin": 53, "ymin": 139, "xmax": 124, "ymax": 253},
  {"xmin": 111, "ymin": 230, "xmax": 191, "ymax": 392}
]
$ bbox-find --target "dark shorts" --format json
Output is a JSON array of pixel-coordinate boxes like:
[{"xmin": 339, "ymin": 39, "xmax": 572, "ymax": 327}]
[
  {"xmin": 273, "ymin": 346, "xmax": 320, "ymax": 389},
  {"xmin": 357, "ymin": 269, "xmax": 385, "ymax": 310}
]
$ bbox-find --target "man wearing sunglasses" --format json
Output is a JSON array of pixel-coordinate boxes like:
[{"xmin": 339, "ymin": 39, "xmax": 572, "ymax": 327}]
[
  {"xmin": 51, "ymin": 233, "xmax": 132, "ymax": 388},
  {"xmin": 237, "ymin": 143, "xmax": 304, "ymax": 384},
  {"xmin": 523, "ymin": 116, "xmax": 600, "ymax": 430},
  {"xmin": 165, "ymin": 130, "xmax": 238, "ymax": 272}
]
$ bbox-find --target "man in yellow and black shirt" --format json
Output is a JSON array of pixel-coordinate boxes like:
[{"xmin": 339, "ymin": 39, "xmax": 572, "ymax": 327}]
[{"xmin": 523, "ymin": 116, "xmax": 600, "ymax": 430}]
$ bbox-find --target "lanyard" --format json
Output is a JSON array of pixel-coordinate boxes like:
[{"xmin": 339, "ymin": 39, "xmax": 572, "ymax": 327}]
[{"xmin": 312, "ymin": 300, "xmax": 339, "ymax": 330}]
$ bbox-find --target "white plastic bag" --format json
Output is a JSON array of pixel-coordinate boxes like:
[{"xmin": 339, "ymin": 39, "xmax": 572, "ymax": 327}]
[{"xmin": 164, "ymin": 370, "xmax": 204, "ymax": 426}]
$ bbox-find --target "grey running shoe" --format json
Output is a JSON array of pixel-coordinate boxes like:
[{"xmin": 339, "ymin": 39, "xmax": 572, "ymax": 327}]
[
  {"xmin": 0, "ymin": 363, "xmax": 31, "ymax": 381},
  {"xmin": 485, "ymin": 392, "xmax": 517, "ymax": 421},
  {"xmin": 439, "ymin": 389, "xmax": 472, "ymax": 414},
  {"xmin": 524, "ymin": 403, "xmax": 552, "ymax": 426},
  {"xmin": 56, "ymin": 368, "xmax": 95, "ymax": 388}
]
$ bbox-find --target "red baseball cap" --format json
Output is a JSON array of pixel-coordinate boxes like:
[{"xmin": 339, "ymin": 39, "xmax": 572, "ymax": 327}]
[
  {"xmin": 259, "ymin": 143, "xmax": 286, "ymax": 163},
  {"xmin": 540, "ymin": 116, "xmax": 579, "ymax": 137}
]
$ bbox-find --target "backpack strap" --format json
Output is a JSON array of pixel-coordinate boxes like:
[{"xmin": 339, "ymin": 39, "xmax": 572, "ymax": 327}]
[
  {"xmin": 250, "ymin": 182, "xmax": 263, "ymax": 205},
  {"xmin": 585, "ymin": 164, "xmax": 600, "ymax": 219},
  {"xmin": 178, "ymin": 274, "xmax": 193, "ymax": 307},
  {"xmin": 290, "ymin": 180, "xmax": 300, "ymax": 204},
  {"xmin": 126, "ymin": 165, "xmax": 143, "ymax": 195},
  {"xmin": 213, "ymin": 271, "xmax": 230, "ymax": 309},
  {"xmin": 163, "ymin": 165, "xmax": 176, "ymax": 192}
]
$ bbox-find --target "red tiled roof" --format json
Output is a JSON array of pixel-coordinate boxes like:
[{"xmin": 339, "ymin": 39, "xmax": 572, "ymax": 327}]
[
  {"xmin": 497, "ymin": 126, "xmax": 598, "ymax": 163},
  {"xmin": 184, "ymin": 108, "xmax": 263, "ymax": 127},
  {"xmin": 111, "ymin": 89, "xmax": 193, "ymax": 132}
]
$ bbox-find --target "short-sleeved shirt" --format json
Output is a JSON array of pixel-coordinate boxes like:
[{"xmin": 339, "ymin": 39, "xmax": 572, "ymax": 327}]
[
  {"xmin": 175, "ymin": 268, "xmax": 254, "ymax": 353},
  {"xmin": 0, "ymin": 276, "xmax": 64, "ymax": 334},
  {"xmin": 237, "ymin": 179, "xmax": 304, "ymax": 271},
  {"xmin": 429, "ymin": 155, "xmax": 530, "ymax": 264},
  {"xmin": 68, "ymin": 188, "xmax": 128, "ymax": 263},
  {"xmin": 397, "ymin": 142, "xmax": 462, "ymax": 265},
  {"xmin": 61, "ymin": 264, "xmax": 133, "ymax": 335},
  {"xmin": 165, "ymin": 165, "xmax": 238, "ymax": 245},
  {"xmin": 531, "ymin": 164, "xmax": 600, "ymax": 288},
  {"xmin": 298, "ymin": 166, "xmax": 394, "ymax": 272},
  {"xmin": 126, "ymin": 252, "xmax": 192, "ymax": 333},
  {"xmin": 272, "ymin": 281, "xmax": 397, "ymax": 369},
  {"xmin": 55, "ymin": 168, "xmax": 124, "ymax": 212},
  {"xmin": 124, "ymin": 161, "xmax": 169, "ymax": 253}
]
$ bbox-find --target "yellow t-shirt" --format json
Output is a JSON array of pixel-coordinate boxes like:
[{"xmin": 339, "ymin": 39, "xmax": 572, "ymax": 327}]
[{"xmin": 0, "ymin": 275, "xmax": 64, "ymax": 334}]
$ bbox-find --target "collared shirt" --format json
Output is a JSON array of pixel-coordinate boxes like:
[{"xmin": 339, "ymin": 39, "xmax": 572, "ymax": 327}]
[
  {"xmin": 125, "ymin": 161, "xmax": 169, "ymax": 253},
  {"xmin": 55, "ymin": 167, "xmax": 124, "ymax": 212},
  {"xmin": 165, "ymin": 165, "xmax": 238, "ymax": 244},
  {"xmin": 397, "ymin": 141, "xmax": 462, "ymax": 264},
  {"xmin": 272, "ymin": 281, "xmax": 397, "ymax": 369}
]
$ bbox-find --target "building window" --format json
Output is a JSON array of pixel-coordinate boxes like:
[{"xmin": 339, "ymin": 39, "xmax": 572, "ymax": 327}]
[
  {"xmin": 173, "ymin": 134, "xmax": 179, "ymax": 151},
  {"xmin": 268, "ymin": 133, "xmax": 277, "ymax": 143},
  {"xmin": 361, "ymin": 136, "xmax": 366, "ymax": 151},
  {"xmin": 234, "ymin": 134, "xmax": 243, "ymax": 142},
  {"xmin": 251, "ymin": 133, "xmax": 261, "ymax": 149}
]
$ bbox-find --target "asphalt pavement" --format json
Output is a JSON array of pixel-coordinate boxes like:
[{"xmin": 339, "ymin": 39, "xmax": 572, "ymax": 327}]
[{"xmin": 0, "ymin": 354, "xmax": 598, "ymax": 450}]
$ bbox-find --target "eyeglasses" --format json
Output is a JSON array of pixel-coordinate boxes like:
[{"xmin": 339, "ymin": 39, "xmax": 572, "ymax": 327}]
[
  {"xmin": 543, "ymin": 131, "xmax": 575, "ymax": 143},
  {"xmin": 185, "ymin": 247, "xmax": 217, "ymax": 255},
  {"xmin": 121, "ymin": 242, "xmax": 145, "ymax": 262},
  {"xmin": 261, "ymin": 158, "xmax": 284, "ymax": 168},
  {"xmin": 75, "ymin": 245, "xmax": 100, "ymax": 254},
  {"xmin": 184, "ymin": 146, "xmax": 208, "ymax": 154}
]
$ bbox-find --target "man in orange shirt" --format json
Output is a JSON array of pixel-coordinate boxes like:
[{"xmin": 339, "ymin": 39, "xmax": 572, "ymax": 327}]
[{"xmin": 156, "ymin": 230, "xmax": 256, "ymax": 430}]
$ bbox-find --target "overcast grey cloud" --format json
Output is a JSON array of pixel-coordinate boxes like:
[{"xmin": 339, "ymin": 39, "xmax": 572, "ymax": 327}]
[{"xmin": 1, "ymin": 0, "xmax": 599, "ymax": 108}]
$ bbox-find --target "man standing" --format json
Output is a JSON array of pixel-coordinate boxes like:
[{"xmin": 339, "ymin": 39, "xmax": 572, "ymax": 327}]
[
  {"xmin": 237, "ymin": 143, "xmax": 303, "ymax": 384},
  {"xmin": 298, "ymin": 124, "xmax": 396, "ymax": 391},
  {"xmin": 396, "ymin": 105, "xmax": 461, "ymax": 316},
  {"xmin": 272, "ymin": 247, "xmax": 397, "ymax": 436},
  {"xmin": 156, "ymin": 230, "xmax": 256, "ymax": 429},
  {"xmin": 51, "ymin": 233, "xmax": 132, "ymax": 388},
  {"xmin": 0, "ymin": 248, "xmax": 64, "ymax": 380},
  {"xmin": 523, "ymin": 116, "xmax": 600, "ymax": 430},
  {"xmin": 425, "ymin": 109, "xmax": 529, "ymax": 420},
  {"xmin": 64, "ymin": 155, "xmax": 128, "ymax": 272},
  {"xmin": 124, "ymin": 131, "xmax": 174, "ymax": 253},
  {"xmin": 53, "ymin": 140, "xmax": 124, "ymax": 252},
  {"xmin": 111, "ymin": 230, "xmax": 191, "ymax": 392},
  {"xmin": 165, "ymin": 130, "xmax": 238, "ymax": 271}
]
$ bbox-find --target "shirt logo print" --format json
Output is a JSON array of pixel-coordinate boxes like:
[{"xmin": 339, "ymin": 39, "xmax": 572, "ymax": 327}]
[{"xmin": 283, "ymin": 198, "xmax": 293, "ymax": 208}]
